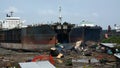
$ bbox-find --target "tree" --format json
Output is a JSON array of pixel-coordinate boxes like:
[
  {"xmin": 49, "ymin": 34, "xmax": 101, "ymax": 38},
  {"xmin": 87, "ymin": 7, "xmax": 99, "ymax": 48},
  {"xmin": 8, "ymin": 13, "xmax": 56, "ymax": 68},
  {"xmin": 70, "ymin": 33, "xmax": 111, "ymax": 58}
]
[{"xmin": 102, "ymin": 36, "xmax": 120, "ymax": 44}]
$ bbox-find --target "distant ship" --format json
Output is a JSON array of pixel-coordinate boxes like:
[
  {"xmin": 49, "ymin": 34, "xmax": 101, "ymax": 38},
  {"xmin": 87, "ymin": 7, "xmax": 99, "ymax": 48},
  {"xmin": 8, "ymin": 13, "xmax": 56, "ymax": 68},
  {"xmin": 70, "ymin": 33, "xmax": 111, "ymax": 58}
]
[
  {"xmin": 0, "ymin": 12, "xmax": 102, "ymax": 51},
  {"xmin": 102, "ymin": 24, "xmax": 120, "ymax": 39}
]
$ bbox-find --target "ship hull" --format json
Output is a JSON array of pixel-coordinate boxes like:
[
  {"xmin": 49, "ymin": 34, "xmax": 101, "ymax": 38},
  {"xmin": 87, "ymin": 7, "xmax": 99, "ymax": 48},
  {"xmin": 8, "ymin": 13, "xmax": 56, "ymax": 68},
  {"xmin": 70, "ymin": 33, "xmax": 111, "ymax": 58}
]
[
  {"xmin": 0, "ymin": 43, "xmax": 54, "ymax": 51},
  {"xmin": 0, "ymin": 23, "xmax": 102, "ymax": 51},
  {"xmin": 0, "ymin": 25, "xmax": 57, "ymax": 51},
  {"xmin": 69, "ymin": 26, "xmax": 102, "ymax": 42}
]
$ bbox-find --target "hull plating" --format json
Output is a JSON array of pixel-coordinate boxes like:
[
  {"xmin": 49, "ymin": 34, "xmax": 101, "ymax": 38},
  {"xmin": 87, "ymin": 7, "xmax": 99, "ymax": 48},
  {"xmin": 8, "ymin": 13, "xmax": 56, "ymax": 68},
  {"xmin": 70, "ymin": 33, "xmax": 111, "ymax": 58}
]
[{"xmin": 0, "ymin": 43, "xmax": 55, "ymax": 51}]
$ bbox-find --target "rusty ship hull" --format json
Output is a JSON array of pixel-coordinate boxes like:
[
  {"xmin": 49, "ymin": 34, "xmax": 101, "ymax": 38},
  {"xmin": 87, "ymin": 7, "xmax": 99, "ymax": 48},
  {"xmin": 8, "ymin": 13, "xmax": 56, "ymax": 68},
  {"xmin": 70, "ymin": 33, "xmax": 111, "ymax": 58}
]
[
  {"xmin": 0, "ymin": 22, "xmax": 102, "ymax": 51},
  {"xmin": 69, "ymin": 26, "xmax": 102, "ymax": 43},
  {"xmin": 0, "ymin": 25, "xmax": 57, "ymax": 51}
]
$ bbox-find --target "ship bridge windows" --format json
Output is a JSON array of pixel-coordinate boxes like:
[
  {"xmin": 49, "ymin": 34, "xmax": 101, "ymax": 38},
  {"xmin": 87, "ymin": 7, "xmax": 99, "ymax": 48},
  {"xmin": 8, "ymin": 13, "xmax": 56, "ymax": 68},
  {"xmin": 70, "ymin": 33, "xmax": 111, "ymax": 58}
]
[
  {"xmin": 63, "ymin": 25, "xmax": 67, "ymax": 29},
  {"xmin": 57, "ymin": 25, "xmax": 61, "ymax": 29}
]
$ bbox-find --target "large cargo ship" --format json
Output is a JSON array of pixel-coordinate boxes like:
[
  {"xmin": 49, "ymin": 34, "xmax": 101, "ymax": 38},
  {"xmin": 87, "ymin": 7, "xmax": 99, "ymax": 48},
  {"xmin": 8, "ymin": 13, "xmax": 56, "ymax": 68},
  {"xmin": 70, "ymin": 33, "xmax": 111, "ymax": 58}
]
[
  {"xmin": 0, "ymin": 12, "xmax": 57, "ymax": 51},
  {"xmin": 0, "ymin": 12, "xmax": 102, "ymax": 51}
]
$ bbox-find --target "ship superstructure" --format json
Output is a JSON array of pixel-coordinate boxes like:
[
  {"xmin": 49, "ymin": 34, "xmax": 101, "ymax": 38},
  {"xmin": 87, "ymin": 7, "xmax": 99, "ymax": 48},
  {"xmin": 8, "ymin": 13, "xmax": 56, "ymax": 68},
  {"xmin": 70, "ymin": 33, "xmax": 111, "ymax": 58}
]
[
  {"xmin": 114, "ymin": 24, "xmax": 120, "ymax": 32},
  {"xmin": 0, "ymin": 11, "xmax": 24, "ymax": 29}
]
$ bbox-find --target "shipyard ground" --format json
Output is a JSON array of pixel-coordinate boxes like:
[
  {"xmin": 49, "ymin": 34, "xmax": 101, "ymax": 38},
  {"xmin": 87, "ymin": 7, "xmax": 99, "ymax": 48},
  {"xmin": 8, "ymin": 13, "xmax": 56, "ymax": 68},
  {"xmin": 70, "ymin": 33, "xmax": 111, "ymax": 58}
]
[{"xmin": 0, "ymin": 46, "xmax": 117, "ymax": 68}]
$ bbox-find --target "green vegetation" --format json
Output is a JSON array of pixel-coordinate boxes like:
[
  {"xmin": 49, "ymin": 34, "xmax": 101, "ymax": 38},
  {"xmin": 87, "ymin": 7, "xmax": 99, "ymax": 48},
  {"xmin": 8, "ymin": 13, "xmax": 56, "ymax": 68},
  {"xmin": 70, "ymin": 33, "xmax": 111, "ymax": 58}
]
[
  {"xmin": 102, "ymin": 36, "xmax": 120, "ymax": 44},
  {"xmin": 102, "ymin": 36, "xmax": 120, "ymax": 50}
]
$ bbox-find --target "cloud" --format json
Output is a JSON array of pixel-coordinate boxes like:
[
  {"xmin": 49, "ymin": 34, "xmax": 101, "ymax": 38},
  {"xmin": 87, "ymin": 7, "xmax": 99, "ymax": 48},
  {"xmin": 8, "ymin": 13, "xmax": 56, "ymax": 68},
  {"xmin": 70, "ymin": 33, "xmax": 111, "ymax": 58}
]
[{"xmin": 4, "ymin": 6, "xmax": 19, "ymax": 13}]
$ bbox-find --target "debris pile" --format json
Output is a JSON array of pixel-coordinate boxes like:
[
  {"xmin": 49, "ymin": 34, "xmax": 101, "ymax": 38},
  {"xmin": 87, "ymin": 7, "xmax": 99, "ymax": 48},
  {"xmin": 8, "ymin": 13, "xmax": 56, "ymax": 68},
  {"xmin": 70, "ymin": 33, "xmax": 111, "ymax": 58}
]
[{"xmin": 0, "ymin": 41, "xmax": 118, "ymax": 68}]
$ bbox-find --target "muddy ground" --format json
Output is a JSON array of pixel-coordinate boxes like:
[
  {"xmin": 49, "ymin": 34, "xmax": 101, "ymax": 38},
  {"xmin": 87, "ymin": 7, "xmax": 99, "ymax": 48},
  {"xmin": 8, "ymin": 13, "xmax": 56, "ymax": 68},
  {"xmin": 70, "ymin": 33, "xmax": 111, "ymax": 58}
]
[{"xmin": 0, "ymin": 45, "xmax": 117, "ymax": 68}]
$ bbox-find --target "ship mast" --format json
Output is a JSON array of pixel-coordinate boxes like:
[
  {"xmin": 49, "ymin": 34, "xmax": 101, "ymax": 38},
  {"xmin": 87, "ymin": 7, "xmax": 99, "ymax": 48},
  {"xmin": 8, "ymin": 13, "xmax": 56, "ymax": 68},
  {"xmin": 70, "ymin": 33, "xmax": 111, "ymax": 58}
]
[
  {"xmin": 10, "ymin": 11, "xmax": 14, "ymax": 17},
  {"xmin": 58, "ymin": 0, "xmax": 62, "ymax": 24}
]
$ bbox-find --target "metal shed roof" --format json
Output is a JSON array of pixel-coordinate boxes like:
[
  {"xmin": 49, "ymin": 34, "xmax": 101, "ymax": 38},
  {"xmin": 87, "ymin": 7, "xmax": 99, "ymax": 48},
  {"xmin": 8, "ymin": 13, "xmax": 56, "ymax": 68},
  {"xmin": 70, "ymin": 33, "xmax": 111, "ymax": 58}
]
[
  {"xmin": 114, "ymin": 53, "xmax": 120, "ymax": 59},
  {"xmin": 19, "ymin": 61, "xmax": 56, "ymax": 68},
  {"xmin": 100, "ymin": 43, "xmax": 117, "ymax": 48}
]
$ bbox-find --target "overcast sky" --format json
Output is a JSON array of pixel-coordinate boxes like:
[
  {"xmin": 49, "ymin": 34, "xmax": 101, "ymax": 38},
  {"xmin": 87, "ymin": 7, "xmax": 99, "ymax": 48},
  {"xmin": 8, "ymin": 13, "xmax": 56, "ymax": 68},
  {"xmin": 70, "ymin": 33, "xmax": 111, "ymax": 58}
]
[{"xmin": 0, "ymin": 0, "xmax": 120, "ymax": 29}]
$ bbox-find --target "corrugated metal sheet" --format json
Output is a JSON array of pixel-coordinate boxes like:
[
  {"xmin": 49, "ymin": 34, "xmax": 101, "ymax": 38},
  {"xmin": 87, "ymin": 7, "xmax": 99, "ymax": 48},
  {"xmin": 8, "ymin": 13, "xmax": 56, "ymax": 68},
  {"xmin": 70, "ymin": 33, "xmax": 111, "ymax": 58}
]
[
  {"xmin": 19, "ymin": 61, "xmax": 56, "ymax": 68},
  {"xmin": 114, "ymin": 53, "xmax": 120, "ymax": 59},
  {"xmin": 100, "ymin": 43, "xmax": 117, "ymax": 48}
]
